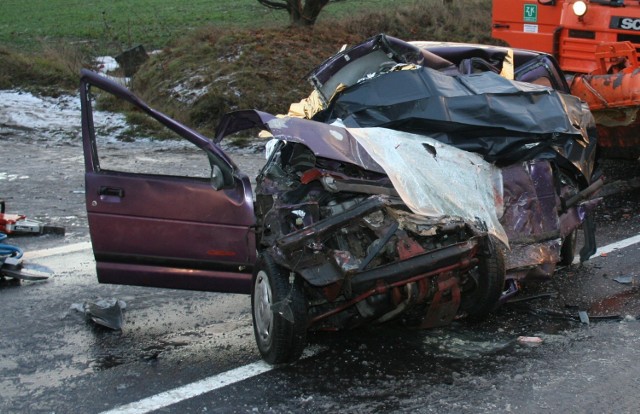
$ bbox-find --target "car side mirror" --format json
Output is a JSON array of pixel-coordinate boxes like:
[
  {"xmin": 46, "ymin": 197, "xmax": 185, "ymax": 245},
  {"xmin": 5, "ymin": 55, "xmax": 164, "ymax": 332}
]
[{"xmin": 211, "ymin": 164, "xmax": 224, "ymax": 190}]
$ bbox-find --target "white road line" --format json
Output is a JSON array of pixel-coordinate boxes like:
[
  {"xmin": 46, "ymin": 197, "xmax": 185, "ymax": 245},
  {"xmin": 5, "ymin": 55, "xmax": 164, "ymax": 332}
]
[
  {"xmin": 99, "ymin": 346, "xmax": 324, "ymax": 414},
  {"xmin": 100, "ymin": 360, "xmax": 273, "ymax": 414},
  {"xmin": 595, "ymin": 233, "xmax": 640, "ymax": 255},
  {"xmin": 572, "ymin": 233, "xmax": 640, "ymax": 265},
  {"xmin": 24, "ymin": 241, "xmax": 92, "ymax": 259}
]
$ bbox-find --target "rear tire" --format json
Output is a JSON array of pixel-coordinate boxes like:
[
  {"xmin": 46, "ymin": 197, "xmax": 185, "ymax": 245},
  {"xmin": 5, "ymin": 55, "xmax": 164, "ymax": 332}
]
[{"xmin": 251, "ymin": 253, "xmax": 307, "ymax": 364}]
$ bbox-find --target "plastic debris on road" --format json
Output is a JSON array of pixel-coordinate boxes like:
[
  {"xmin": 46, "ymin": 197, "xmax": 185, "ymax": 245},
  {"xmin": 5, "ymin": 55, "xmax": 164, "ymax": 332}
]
[
  {"xmin": 517, "ymin": 336, "xmax": 543, "ymax": 345},
  {"xmin": 70, "ymin": 298, "xmax": 127, "ymax": 330},
  {"xmin": 613, "ymin": 275, "xmax": 634, "ymax": 285},
  {"xmin": 579, "ymin": 310, "xmax": 590, "ymax": 324}
]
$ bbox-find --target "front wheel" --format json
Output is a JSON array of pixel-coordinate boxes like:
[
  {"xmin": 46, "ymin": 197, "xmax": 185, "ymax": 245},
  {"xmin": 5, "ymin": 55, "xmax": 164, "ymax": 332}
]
[
  {"xmin": 460, "ymin": 237, "xmax": 506, "ymax": 321},
  {"xmin": 252, "ymin": 253, "xmax": 307, "ymax": 364}
]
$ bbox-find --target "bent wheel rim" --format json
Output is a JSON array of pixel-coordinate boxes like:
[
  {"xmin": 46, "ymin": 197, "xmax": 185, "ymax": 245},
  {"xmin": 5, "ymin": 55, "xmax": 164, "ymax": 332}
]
[{"xmin": 254, "ymin": 270, "xmax": 273, "ymax": 349}]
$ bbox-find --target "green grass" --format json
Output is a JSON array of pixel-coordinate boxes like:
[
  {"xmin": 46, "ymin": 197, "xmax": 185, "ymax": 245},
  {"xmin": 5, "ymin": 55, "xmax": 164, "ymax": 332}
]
[
  {"xmin": 0, "ymin": 0, "xmax": 497, "ymax": 134},
  {"xmin": 0, "ymin": 0, "xmax": 419, "ymax": 55},
  {"xmin": 126, "ymin": 0, "xmax": 497, "ymax": 134}
]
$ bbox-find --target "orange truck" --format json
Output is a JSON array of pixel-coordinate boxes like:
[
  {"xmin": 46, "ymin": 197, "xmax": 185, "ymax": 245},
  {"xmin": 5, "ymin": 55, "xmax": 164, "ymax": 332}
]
[{"xmin": 492, "ymin": 0, "xmax": 640, "ymax": 157}]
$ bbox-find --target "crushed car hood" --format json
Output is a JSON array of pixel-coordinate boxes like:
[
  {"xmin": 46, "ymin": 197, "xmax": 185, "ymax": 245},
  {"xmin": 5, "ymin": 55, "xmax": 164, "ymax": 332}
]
[
  {"xmin": 345, "ymin": 125, "xmax": 506, "ymax": 244},
  {"xmin": 216, "ymin": 110, "xmax": 384, "ymax": 174},
  {"xmin": 218, "ymin": 111, "xmax": 506, "ymax": 243}
]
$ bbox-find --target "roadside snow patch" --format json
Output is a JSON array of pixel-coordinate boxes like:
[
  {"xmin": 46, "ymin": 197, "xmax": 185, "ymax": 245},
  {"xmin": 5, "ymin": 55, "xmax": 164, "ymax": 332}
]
[
  {"xmin": 170, "ymin": 74, "xmax": 210, "ymax": 105},
  {"xmin": 0, "ymin": 90, "xmax": 128, "ymax": 143},
  {"xmin": 95, "ymin": 56, "xmax": 119, "ymax": 73}
]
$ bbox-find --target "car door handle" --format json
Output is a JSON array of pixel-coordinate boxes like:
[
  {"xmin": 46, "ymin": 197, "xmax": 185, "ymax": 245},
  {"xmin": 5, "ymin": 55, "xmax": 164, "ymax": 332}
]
[{"xmin": 99, "ymin": 186, "xmax": 125, "ymax": 198}]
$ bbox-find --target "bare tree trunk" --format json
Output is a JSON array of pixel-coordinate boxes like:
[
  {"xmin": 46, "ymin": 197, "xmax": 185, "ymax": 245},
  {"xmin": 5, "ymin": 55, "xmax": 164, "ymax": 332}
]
[
  {"xmin": 258, "ymin": 0, "xmax": 331, "ymax": 26},
  {"xmin": 286, "ymin": 0, "xmax": 304, "ymax": 25},
  {"xmin": 300, "ymin": 0, "xmax": 330, "ymax": 26}
]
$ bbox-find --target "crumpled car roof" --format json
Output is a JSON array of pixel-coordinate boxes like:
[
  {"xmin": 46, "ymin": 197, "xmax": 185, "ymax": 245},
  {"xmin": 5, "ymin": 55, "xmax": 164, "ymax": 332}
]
[{"xmin": 305, "ymin": 34, "xmax": 597, "ymax": 182}]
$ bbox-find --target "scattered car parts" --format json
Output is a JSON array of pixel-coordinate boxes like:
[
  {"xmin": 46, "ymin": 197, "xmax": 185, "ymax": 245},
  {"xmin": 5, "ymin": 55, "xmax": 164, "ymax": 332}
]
[
  {"xmin": 71, "ymin": 298, "xmax": 127, "ymax": 330},
  {"xmin": 0, "ymin": 232, "xmax": 52, "ymax": 281},
  {"xmin": 0, "ymin": 200, "xmax": 65, "ymax": 235}
]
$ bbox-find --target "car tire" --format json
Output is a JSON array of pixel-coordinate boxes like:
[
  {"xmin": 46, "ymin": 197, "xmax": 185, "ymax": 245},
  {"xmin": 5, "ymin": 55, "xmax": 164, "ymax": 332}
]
[
  {"xmin": 559, "ymin": 228, "xmax": 578, "ymax": 266},
  {"xmin": 251, "ymin": 253, "xmax": 307, "ymax": 364},
  {"xmin": 460, "ymin": 236, "xmax": 506, "ymax": 321},
  {"xmin": 558, "ymin": 170, "xmax": 581, "ymax": 266}
]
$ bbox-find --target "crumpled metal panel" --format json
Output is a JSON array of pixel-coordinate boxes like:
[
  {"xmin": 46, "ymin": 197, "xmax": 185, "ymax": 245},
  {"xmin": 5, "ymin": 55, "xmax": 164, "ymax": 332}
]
[
  {"xmin": 345, "ymin": 126, "xmax": 507, "ymax": 245},
  {"xmin": 504, "ymin": 239, "xmax": 561, "ymax": 279},
  {"xmin": 308, "ymin": 34, "xmax": 456, "ymax": 102},
  {"xmin": 499, "ymin": 160, "xmax": 570, "ymax": 278},
  {"xmin": 215, "ymin": 110, "xmax": 385, "ymax": 174},
  {"xmin": 308, "ymin": 43, "xmax": 597, "ymax": 183},
  {"xmin": 266, "ymin": 117, "xmax": 384, "ymax": 173},
  {"xmin": 500, "ymin": 160, "xmax": 560, "ymax": 244}
]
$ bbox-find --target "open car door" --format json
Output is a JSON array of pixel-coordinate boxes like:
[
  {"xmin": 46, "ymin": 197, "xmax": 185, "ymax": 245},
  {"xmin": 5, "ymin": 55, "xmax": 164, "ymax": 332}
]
[{"xmin": 80, "ymin": 70, "xmax": 255, "ymax": 293}]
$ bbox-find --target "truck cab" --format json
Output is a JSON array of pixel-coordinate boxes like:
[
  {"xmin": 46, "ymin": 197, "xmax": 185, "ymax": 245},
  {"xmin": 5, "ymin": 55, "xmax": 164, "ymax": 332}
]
[{"xmin": 493, "ymin": 0, "xmax": 640, "ymax": 73}]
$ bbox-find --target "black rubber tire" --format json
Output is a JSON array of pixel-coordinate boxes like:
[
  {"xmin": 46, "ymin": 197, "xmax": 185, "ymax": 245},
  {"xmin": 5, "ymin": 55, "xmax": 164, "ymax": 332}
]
[
  {"xmin": 251, "ymin": 253, "xmax": 307, "ymax": 364},
  {"xmin": 559, "ymin": 228, "xmax": 578, "ymax": 266},
  {"xmin": 460, "ymin": 237, "xmax": 506, "ymax": 321}
]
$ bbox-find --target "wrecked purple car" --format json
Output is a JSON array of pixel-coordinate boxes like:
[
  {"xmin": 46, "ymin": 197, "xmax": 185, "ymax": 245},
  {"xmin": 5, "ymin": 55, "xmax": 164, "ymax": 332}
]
[{"xmin": 80, "ymin": 34, "xmax": 599, "ymax": 364}]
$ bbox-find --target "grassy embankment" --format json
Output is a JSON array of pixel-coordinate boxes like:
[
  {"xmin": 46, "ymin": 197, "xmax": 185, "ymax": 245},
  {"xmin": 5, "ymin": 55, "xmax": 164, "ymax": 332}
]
[{"xmin": 0, "ymin": 0, "xmax": 495, "ymax": 135}]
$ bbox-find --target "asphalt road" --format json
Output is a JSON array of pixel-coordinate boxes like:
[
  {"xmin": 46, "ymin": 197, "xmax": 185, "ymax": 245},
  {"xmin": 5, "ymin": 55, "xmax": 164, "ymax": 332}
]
[{"xmin": 2, "ymin": 138, "xmax": 640, "ymax": 413}]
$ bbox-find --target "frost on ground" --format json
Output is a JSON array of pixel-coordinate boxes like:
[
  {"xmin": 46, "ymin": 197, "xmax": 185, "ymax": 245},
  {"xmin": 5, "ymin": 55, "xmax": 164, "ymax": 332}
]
[
  {"xmin": 2, "ymin": 57, "xmax": 131, "ymax": 145},
  {"xmin": 0, "ymin": 88, "xmax": 216, "ymax": 152},
  {"xmin": 0, "ymin": 90, "xmax": 128, "ymax": 144},
  {"xmin": 170, "ymin": 73, "xmax": 211, "ymax": 105}
]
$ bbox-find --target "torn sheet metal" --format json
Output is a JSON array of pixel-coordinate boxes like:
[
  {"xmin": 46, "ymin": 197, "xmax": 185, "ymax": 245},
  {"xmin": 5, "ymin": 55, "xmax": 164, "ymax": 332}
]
[
  {"xmin": 517, "ymin": 336, "xmax": 543, "ymax": 345},
  {"xmin": 265, "ymin": 116, "xmax": 385, "ymax": 174},
  {"xmin": 499, "ymin": 160, "xmax": 568, "ymax": 278},
  {"xmin": 578, "ymin": 311, "xmax": 590, "ymax": 324},
  {"xmin": 504, "ymin": 239, "xmax": 561, "ymax": 279},
  {"xmin": 500, "ymin": 160, "xmax": 560, "ymax": 243},
  {"xmin": 344, "ymin": 126, "xmax": 507, "ymax": 245},
  {"xmin": 613, "ymin": 275, "xmax": 635, "ymax": 285},
  {"xmin": 308, "ymin": 34, "xmax": 457, "ymax": 103}
]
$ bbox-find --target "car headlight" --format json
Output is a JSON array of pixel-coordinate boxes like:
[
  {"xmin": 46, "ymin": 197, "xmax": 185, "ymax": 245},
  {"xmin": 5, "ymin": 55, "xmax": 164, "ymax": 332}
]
[{"xmin": 572, "ymin": 0, "xmax": 588, "ymax": 17}]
